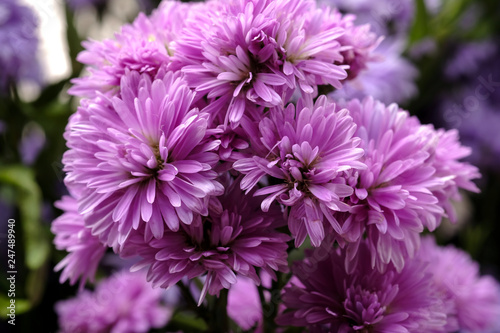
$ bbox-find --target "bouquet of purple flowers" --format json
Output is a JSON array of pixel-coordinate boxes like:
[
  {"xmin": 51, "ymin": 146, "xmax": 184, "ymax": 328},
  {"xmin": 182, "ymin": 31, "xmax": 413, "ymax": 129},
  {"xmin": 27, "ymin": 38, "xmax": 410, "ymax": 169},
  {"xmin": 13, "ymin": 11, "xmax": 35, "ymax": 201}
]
[{"xmin": 52, "ymin": 0, "xmax": 500, "ymax": 332}]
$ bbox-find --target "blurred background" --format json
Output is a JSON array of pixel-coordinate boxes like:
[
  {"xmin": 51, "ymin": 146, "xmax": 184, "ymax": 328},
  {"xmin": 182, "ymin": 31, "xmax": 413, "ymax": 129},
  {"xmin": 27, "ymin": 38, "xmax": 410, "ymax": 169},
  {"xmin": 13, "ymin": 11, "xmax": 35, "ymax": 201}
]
[{"xmin": 0, "ymin": 0, "xmax": 499, "ymax": 332}]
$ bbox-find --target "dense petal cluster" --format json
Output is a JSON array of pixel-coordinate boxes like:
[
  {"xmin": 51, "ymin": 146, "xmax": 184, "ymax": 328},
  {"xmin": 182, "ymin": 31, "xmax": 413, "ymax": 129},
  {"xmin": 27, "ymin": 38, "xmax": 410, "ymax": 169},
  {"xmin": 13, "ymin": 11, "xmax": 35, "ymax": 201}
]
[
  {"xmin": 234, "ymin": 96, "xmax": 365, "ymax": 247},
  {"xmin": 64, "ymin": 70, "xmax": 223, "ymax": 248},
  {"xmin": 277, "ymin": 240, "xmax": 449, "ymax": 332},
  {"xmin": 121, "ymin": 178, "xmax": 289, "ymax": 304},
  {"xmin": 417, "ymin": 236, "xmax": 500, "ymax": 333},
  {"xmin": 55, "ymin": 271, "xmax": 171, "ymax": 333},
  {"xmin": 51, "ymin": 193, "xmax": 106, "ymax": 289},
  {"xmin": 337, "ymin": 97, "xmax": 479, "ymax": 271},
  {"xmin": 0, "ymin": 0, "xmax": 41, "ymax": 93},
  {"xmin": 174, "ymin": 0, "xmax": 378, "ymax": 126}
]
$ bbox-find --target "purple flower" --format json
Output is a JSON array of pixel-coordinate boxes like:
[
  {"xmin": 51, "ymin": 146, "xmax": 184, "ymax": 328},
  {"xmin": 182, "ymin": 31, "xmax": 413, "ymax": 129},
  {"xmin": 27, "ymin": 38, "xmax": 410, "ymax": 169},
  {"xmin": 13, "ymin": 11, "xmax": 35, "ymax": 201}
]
[
  {"xmin": 174, "ymin": 0, "xmax": 378, "ymax": 126},
  {"xmin": 63, "ymin": 69, "xmax": 223, "ymax": 248},
  {"xmin": 277, "ymin": 240, "xmax": 449, "ymax": 332},
  {"xmin": 0, "ymin": 0, "xmax": 40, "ymax": 93},
  {"xmin": 444, "ymin": 41, "xmax": 496, "ymax": 80},
  {"xmin": 417, "ymin": 236, "xmax": 500, "ymax": 333},
  {"xmin": 55, "ymin": 270, "xmax": 172, "ymax": 333},
  {"xmin": 338, "ymin": 97, "xmax": 479, "ymax": 271},
  {"xmin": 120, "ymin": 177, "xmax": 289, "ymax": 304},
  {"xmin": 330, "ymin": 40, "xmax": 418, "ymax": 104},
  {"xmin": 234, "ymin": 96, "xmax": 365, "ymax": 247},
  {"xmin": 69, "ymin": 1, "xmax": 191, "ymax": 98},
  {"xmin": 227, "ymin": 275, "xmax": 263, "ymax": 331},
  {"xmin": 51, "ymin": 193, "xmax": 106, "ymax": 289}
]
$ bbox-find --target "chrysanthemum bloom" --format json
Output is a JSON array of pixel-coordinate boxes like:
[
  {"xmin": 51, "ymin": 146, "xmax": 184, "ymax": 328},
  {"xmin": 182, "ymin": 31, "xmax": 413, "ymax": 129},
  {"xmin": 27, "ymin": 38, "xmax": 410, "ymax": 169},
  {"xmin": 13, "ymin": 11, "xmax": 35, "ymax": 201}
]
[
  {"xmin": 417, "ymin": 236, "xmax": 500, "ymax": 333},
  {"xmin": 55, "ymin": 271, "xmax": 172, "ymax": 333},
  {"xmin": 51, "ymin": 192, "xmax": 106, "ymax": 289},
  {"xmin": 120, "ymin": 178, "xmax": 289, "ymax": 304},
  {"xmin": 234, "ymin": 96, "xmax": 365, "ymax": 247},
  {"xmin": 63, "ymin": 69, "xmax": 223, "ymax": 248},
  {"xmin": 69, "ymin": 1, "xmax": 191, "ymax": 98},
  {"xmin": 175, "ymin": 0, "xmax": 379, "ymax": 126},
  {"xmin": 337, "ymin": 97, "xmax": 478, "ymax": 271},
  {"xmin": 276, "ymin": 240, "xmax": 450, "ymax": 332},
  {"xmin": 0, "ymin": 0, "xmax": 41, "ymax": 93}
]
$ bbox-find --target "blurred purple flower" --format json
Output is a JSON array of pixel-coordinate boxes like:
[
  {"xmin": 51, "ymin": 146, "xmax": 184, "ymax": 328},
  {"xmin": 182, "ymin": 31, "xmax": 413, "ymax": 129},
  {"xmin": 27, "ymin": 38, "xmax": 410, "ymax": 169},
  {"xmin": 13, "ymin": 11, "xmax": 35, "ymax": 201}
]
[
  {"xmin": 51, "ymin": 193, "xmax": 106, "ymax": 289},
  {"xmin": 56, "ymin": 270, "xmax": 172, "ymax": 333},
  {"xmin": 120, "ymin": 177, "xmax": 289, "ymax": 305},
  {"xmin": 234, "ymin": 96, "xmax": 365, "ymax": 247},
  {"xmin": 277, "ymin": 240, "xmax": 449, "ymax": 332},
  {"xmin": 227, "ymin": 275, "xmax": 263, "ymax": 331},
  {"xmin": 63, "ymin": 69, "xmax": 223, "ymax": 249},
  {"xmin": 330, "ymin": 39, "xmax": 418, "ymax": 104},
  {"xmin": 417, "ymin": 236, "xmax": 500, "ymax": 333},
  {"xmin": 0, "ymin": 0, "xmax": 41, "ymax": 93}
]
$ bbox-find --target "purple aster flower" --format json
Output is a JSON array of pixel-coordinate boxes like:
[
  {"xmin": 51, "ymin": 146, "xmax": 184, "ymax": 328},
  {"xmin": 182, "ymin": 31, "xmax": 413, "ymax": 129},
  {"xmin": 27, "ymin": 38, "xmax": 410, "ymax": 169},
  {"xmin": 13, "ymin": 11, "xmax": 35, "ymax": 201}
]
[
  {"xmin": 63, "ymin": 69, "xmax": 223, "ymax": 248},
  {"xmin": 417, "ymin": 236, "xmax": 500, "ymax": 333},
  {"xmin": 338, "ymin": 97, "xmax": 479, "ymax": 272},
  {"xmin": 330, "ymin": 39, "xmax": 418, "ymax": 104},
  {"xmin": 51, "ymin": 192, "xmax": 106, "ymax": 289},
  {"xmin": 120, "ymin": 177, "xmax": 289, "ymax": 305},
  {"xmin": 276, "ymin": 240, "xmax": 449, "ymax": 332},
  {"xmin": 0, "ymin": 0, "xmax": 41, "ymax": 93},
  {"xmin": 69, "ymin": 1, "xmax": 191, "ymax": 98},
  {"xmin": 175, "ymin": 0, "xmax": 378, "ymax": 127},
  {"xmin": 234, "ymin": 96, "xmax": 365, "ymax": 247},
  {"xmin": 55, "ymin": 270, "xmax": 172, "ymax": 333}
]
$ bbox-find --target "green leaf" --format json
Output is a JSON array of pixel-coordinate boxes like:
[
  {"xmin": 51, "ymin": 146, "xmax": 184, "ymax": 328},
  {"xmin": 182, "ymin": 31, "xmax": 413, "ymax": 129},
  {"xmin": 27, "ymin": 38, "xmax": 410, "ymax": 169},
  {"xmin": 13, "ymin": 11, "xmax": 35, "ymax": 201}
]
[
  {"xmin": 168, "ymin": 312, "xmax": 208, "ymax": 332},
  {"xmin": 0, "ymin": 295, "xmax": 31, "ymax": 317},
  {"xmin": 0, "ymin": 166, "xmax": 50, "ymax": 270},
  {"xmin": 409, "ymin": 0, "xmax": 430, "ymax": 45}
]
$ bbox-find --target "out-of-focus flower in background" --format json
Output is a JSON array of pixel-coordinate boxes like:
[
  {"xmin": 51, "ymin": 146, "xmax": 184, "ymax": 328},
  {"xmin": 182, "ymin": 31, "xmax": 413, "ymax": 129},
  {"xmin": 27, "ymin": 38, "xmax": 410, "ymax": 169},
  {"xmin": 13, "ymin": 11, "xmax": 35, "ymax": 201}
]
[{"xmin": 0, "ymin": 0, "xmax": 41, "ymax": 93}]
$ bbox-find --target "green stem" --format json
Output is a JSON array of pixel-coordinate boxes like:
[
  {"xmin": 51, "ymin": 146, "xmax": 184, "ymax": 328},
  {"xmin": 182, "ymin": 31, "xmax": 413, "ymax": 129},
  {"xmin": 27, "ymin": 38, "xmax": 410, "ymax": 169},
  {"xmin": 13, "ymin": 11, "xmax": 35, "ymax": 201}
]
[{"xmin": 210, "ymin": 288, "xmax": 229, "ymax": 333}]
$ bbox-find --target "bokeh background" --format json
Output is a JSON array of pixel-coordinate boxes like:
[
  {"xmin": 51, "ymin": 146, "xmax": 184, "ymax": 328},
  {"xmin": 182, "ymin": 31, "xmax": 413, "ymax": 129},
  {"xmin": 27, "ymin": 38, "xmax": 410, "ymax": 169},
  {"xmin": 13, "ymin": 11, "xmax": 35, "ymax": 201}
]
[{"xmin": 1, "ymin": 0, "xmax": 500, "ymax": 332}]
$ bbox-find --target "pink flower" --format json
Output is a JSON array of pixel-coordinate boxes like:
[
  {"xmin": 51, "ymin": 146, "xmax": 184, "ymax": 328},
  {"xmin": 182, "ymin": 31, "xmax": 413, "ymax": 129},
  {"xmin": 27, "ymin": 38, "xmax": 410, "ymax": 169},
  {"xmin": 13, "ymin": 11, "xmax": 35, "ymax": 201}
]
[
  {"xmin": 234, "ymin": 96, "xmax": 365, "ymax": 247},
  {"xmin": 277, "ymin": 239, "xmax": 449, "ymax": 332},
  {"xmin": 63, "ymin": 69, "xmax": 223, "ymax": 248},
  {"xmin": 120, "ymin": 178, "xmax": 289, "ymax": 304}
]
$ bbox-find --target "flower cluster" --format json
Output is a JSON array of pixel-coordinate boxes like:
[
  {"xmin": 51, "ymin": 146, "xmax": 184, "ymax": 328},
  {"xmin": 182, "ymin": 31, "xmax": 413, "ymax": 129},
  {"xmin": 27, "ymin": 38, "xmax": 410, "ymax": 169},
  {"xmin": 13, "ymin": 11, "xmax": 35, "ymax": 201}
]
[
  {"xmin": 52, "ymin": 0, "xmax": 499, "ymax": 331},
  {"xmin": 278, "ymin": 236, "xmax": 500, "ymax": 332}
]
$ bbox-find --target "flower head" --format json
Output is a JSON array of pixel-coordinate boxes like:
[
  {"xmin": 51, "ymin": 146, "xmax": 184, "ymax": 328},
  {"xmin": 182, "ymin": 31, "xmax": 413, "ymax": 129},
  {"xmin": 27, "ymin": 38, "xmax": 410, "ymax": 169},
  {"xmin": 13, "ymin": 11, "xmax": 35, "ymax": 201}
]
[
  {"xmin": 337, "ymin": 97, "xmax": 479, "ymax": 271},
  {"xmin": 121, "ymin": 177, "xmax": 289, "ymax": 304},
  {"xmin": 0, "ymin": 0, "xmax": 40, "ymax": 93},
  {"xmin": 277, "ymin": 240, "xmax": 449, "ymax": 332},
  {"xmin": 55, "ymin": 270, "xmax": 171, "ymax": 333},
  {"xmin": 175, "ymin": 0, "xmax": 378, "ymax": 127},
  {"xmin": 234, "ymin": 96, "xmax": 365, "ymax": 247},
  {"xmin": 63, "ymin": 69, "xmax": 223, "ymax": 248}
]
